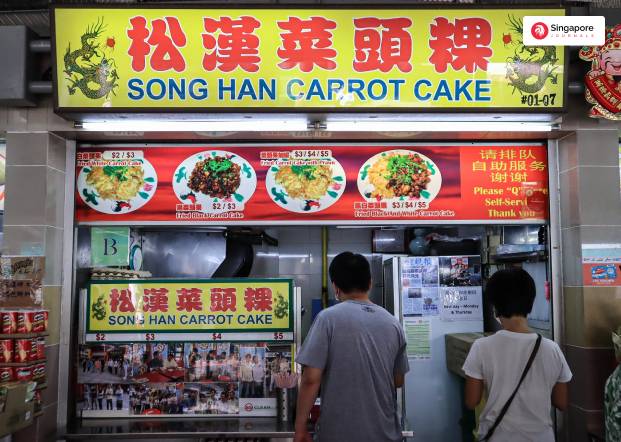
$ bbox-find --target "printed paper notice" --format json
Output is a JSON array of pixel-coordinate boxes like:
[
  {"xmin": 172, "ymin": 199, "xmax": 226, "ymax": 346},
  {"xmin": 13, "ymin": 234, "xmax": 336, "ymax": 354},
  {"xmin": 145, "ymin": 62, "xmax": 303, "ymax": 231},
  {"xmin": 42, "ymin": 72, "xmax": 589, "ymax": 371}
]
[
  {"xmin": 581, "ymin": 244, "xmax": 621, "ymax": 286},
  {"xmin": 404, "ymin": 319, "xmax": 431, "ymax": 360},
  {"xmin": 401, "ymin": 257, "xmax": 440, "ymax": 317},
  {"xmin": 438, "ymin": 256, "xmax": 483, "ymax": 321},
  {"xmin": 440, "ymin": 287, "xmax": 483, "ymax": 321}
]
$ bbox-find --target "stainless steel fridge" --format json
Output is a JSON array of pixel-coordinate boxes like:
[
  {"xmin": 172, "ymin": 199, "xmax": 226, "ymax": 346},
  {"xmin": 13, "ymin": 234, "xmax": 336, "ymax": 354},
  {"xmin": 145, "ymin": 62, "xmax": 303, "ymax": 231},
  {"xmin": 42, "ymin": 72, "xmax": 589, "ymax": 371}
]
[{"xmin": 384, "ymin": 256, "xmax": 484, "ymax": 442}]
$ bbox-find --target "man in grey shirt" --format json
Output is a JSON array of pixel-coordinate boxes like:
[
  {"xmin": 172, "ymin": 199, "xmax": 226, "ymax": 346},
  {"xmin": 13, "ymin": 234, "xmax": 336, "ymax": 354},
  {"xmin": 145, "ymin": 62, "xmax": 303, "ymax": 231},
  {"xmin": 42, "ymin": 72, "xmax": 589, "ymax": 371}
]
[{"xmin": 294, "ymin": 252, "xmax": 409, "ymax": 442}]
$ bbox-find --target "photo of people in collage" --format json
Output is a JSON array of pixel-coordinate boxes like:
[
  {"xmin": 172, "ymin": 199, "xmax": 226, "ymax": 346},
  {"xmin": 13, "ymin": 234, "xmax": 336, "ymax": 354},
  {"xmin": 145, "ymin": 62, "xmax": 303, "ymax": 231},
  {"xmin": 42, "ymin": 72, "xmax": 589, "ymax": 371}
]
[{"xmin": 77, "ymin": 342, "xmax": 292, "ymax": 417}]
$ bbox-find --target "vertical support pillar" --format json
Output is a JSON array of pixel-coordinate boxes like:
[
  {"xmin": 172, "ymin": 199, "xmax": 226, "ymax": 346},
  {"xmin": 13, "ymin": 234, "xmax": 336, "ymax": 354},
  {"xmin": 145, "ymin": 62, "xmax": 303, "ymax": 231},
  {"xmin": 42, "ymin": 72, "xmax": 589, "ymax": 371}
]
[
  {"xmin": 3, "ymin": 132, "xmax": 67, "ymax": 442},
  {"xmin": 558, "ymin": 127, "xmax": 621, "ymax": 441}
]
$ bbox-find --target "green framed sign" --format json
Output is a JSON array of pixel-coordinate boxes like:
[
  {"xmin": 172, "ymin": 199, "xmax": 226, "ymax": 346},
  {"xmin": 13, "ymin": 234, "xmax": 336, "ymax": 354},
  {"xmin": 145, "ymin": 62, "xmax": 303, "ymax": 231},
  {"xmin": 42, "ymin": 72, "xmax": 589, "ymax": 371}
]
[
  {"xmin": 91, "ymin": 227, "xmax": 130, "ymax": 267},
  {"xmin": 86, "ymin": 278, "xmax": 294, "ymax": 343}
]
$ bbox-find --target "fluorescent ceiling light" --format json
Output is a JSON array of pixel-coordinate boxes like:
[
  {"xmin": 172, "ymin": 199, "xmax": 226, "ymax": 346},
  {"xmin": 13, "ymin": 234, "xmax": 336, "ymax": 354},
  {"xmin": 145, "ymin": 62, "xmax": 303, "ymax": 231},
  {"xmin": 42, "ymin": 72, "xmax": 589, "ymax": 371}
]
[
  {"xmin": 326, "ymin": 121, "xmax": 553, "ymax": 132},
  {"xmin": 80, "ymin": 119, "xmax": 553, "ymax": 133},
  {"xmin": 80, "ymin": 119, "xmax": 308, "ymax": 132},
  {"xmin": 335, "ymin": 226, "xmax": 375, "ymax": 229}
]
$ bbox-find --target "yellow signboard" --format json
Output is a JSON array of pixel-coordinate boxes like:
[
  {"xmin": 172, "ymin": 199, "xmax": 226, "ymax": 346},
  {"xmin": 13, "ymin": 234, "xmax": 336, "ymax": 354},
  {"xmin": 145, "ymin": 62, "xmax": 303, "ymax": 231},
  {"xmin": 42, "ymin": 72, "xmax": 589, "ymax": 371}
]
[
  {"xmin": 53, "ymin": 7, "xmax": 565, "ymax": 110},
  {"xmin": 86, "ymin": 279, "xmax": 293, "ymax": 342}
]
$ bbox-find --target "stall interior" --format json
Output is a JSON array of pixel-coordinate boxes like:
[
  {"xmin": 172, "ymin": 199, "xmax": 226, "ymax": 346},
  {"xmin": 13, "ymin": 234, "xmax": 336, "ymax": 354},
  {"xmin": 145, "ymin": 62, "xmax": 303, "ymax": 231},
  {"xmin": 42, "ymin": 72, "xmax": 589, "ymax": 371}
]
[{"xmin": 72, "ymin": 224, "xmax": 551, "ymax": 423}]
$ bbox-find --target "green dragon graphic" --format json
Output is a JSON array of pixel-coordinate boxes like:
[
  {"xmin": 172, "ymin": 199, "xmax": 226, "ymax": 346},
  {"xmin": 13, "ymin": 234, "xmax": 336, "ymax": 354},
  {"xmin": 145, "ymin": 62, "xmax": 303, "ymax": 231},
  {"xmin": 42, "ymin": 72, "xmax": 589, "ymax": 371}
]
[
  {"xmin": 274, "ymin": 293, "xmax": 289, "ymax": 319},
  {"xmin": 64, "ymin": 18, "xmax": 119, "ymax": 100},
  {"xmin": 505, "ymin": 15, "xmax": 558, "ymax": 95},
  {"xmin": 91, "ymin": 295, "xmax": 107, "ymax": 321}
]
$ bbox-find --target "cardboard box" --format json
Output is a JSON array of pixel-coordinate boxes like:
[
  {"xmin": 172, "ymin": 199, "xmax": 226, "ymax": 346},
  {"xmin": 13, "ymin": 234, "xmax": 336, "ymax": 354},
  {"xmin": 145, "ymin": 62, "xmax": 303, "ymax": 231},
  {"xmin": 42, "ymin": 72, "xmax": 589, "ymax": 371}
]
[
  {"xmin": 0, "ymin": 382, "xmax": 35, "ymax": 437},
  {"xmin": 445, "ymin": 333, "xmax": 485, "ymax": 378},
  {"xmin": 0, "ymin": 280, "xmax": 42, "ymax": 308}
]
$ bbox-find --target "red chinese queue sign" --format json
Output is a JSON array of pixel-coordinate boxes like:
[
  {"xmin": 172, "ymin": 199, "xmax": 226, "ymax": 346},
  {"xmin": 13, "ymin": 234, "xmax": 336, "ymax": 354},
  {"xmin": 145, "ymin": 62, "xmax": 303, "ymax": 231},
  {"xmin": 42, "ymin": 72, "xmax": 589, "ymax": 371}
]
[{"xmin": 75, "ymin": 144, "xmax": 549, "ymax": 224}]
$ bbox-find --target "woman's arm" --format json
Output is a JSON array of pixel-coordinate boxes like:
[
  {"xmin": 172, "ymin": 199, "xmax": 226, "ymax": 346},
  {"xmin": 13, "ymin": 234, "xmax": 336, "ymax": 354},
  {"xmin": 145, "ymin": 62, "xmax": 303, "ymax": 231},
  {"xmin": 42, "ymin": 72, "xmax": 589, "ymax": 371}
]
[
  {"xmin": 465, "ymin": 376, "xmax": 484, "ymax": 410},
  {"xmin": 551, "ymin": 382, "xmax": 568, "ymax": 411}
]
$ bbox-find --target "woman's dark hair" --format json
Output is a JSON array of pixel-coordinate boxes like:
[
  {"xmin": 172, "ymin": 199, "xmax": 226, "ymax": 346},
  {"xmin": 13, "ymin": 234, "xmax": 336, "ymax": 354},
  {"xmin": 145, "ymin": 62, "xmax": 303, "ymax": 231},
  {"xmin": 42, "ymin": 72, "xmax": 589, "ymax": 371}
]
[
  {"xmin": 329, "ymin": 252, "xmax": 372, "ymax": 294},
  {"xmin": 487, "ymin": 268, "xmax": 536, "ymax": 318}
]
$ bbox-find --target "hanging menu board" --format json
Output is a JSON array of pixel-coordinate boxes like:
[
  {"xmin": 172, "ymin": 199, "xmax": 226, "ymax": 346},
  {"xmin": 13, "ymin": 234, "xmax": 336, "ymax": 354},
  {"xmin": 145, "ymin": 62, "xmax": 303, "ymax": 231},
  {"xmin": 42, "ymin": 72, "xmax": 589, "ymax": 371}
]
[{"xmin": 75, "ymin": 144, "xmax": 549, "ymax": 224}]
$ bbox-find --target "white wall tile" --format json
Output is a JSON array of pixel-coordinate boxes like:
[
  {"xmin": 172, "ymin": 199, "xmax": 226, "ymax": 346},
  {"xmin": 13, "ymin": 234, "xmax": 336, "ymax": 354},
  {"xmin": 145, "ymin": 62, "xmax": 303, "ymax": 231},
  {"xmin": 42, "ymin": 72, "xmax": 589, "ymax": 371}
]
[
  {"xmin": 0, "ymin": 107, "xmax": 7, "ymax": 130},
  {"xmin": 26, "ymin": 105, "xmax": 49, "ymax": 131},
  {"xmin": 48, "ymin": 134, "xmax": 67, "ymax": 172},
  {"xmin": 249, "ymin": 244, "xmax": 279, "ymax": 277},
  {"xmin": 307, "ymin": 228, "xmax": 321, "ymax": 244},
  {"xmin": 278, "ymin": 241, "xmax": 313, "ymax": 275},
  {"xmin": 43, "ymin": 226, "xmax": 64, "ymax": 286},
  {"xmin": 306, "ymin": 242, "xmax": 322, "ymax": 275},
  {"xmin": 5, "ymin": 133, "xmax": 48, "ymax": 165},
  {"xmin": 45, "ymin": 168, "xmax": 66, "ymax": 228},
  {"xmin": 7, "ymin": 108, "xmax": 28, "ymax": 131},
  {"xmin": 277, "ymin": 227, "xmax": 311, "ymax": 244},
  {"xmin": 4, "ymin": 165, "xmax": 47, "ymax": 226},
  {"xmin": 2, "ymin": 225, "xmax": 46, "ymax": 255},
  {"xmin": 328, "ymin": 242, "xmax": 373, "ymax": 257},
  {"xmin": 327, "ymin": 227, "xmax": 372, "ymax": 244}
]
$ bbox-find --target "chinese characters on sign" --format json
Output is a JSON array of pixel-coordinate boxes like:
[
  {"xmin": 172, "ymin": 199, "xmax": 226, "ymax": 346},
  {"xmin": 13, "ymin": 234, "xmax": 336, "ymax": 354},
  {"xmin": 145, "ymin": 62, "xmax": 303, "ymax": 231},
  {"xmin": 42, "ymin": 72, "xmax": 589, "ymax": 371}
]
[
  {"xmin": 87, "ymin": 280, "xmax": 293, "ymax": 342},
  {"xmin": 429, "ymin": 18, "xmax": 492, "ymax": 73},
  {"xmin": 127, "ymin": 16, "xmax": 188, "ymax": 72},
  {"xmin": 54, "ymin": 8, "xmax": 565, "ymax": 109},
  {"xmin": 203, "ymin": 16, "xmax": 261, "ymax": 73},
  {"xmin": 461, "ymin": 147, "xmax": 548, "ymax": 220},
  {"xmin": 353, "ymin": 18, "xmax": 412, "ymax": 73}
]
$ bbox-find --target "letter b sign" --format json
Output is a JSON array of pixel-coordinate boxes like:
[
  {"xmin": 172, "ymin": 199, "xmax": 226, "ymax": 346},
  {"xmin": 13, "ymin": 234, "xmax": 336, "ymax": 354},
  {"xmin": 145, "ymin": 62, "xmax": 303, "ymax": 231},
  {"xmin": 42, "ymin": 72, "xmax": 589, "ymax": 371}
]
[
  {"xmin": 91, "ymin": 227, "xmax": 130, "ymax": 267},
  {"xmin": 104, "ymin": 238, "xmax": 118, "ymax": 256}
]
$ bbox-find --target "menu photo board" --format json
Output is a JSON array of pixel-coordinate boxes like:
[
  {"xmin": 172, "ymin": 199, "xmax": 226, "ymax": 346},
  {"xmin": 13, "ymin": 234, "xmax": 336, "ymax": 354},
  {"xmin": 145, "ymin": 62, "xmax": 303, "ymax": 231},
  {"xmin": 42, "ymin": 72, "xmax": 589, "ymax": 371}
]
[
  {"xmin": 85, "ymin": 279, "xmax": 294, "ymax": 343},
  {"xmin": 76, "ymin": 341, "xmax": 294, "ymax": 418},
  {"xmin": 53, "ymin": 7, "xmax": 565, "ymax": 111},
  {"xmin": 75, "ymin": 144, "xmax": 549, "ymax": 224}
]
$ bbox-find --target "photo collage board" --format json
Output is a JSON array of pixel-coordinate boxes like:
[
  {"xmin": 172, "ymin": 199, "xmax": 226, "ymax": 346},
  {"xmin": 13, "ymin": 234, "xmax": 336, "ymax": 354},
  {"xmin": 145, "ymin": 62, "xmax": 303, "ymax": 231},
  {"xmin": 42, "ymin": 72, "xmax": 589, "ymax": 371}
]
[
  {"xmin": 77, "ymin": 342, "xmax": 293, "ymax": 417},
  {"xmin": 401, "ymin": 255, "xmax": 483, "ymax": 321}
]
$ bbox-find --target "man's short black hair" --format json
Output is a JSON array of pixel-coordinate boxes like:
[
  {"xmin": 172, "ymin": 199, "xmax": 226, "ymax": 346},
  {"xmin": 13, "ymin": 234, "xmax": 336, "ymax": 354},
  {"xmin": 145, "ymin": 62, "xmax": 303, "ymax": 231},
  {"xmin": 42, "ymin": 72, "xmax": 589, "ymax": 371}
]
[
  {"xmin": 487, "ymin": 268, "xmax": 536, "ymax": 318},
  {"xmin": 329, "ymin": 252, "xmax": 372, "ymax": 294}
]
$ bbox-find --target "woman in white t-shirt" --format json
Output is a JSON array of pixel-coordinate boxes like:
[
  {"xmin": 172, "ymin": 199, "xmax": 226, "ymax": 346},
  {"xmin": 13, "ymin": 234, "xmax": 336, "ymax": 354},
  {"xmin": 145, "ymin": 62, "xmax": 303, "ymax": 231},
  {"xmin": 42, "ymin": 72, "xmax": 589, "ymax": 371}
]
[{"xmin": 463, "ymin": 268, "xmax": 572, "ymax": 442}]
